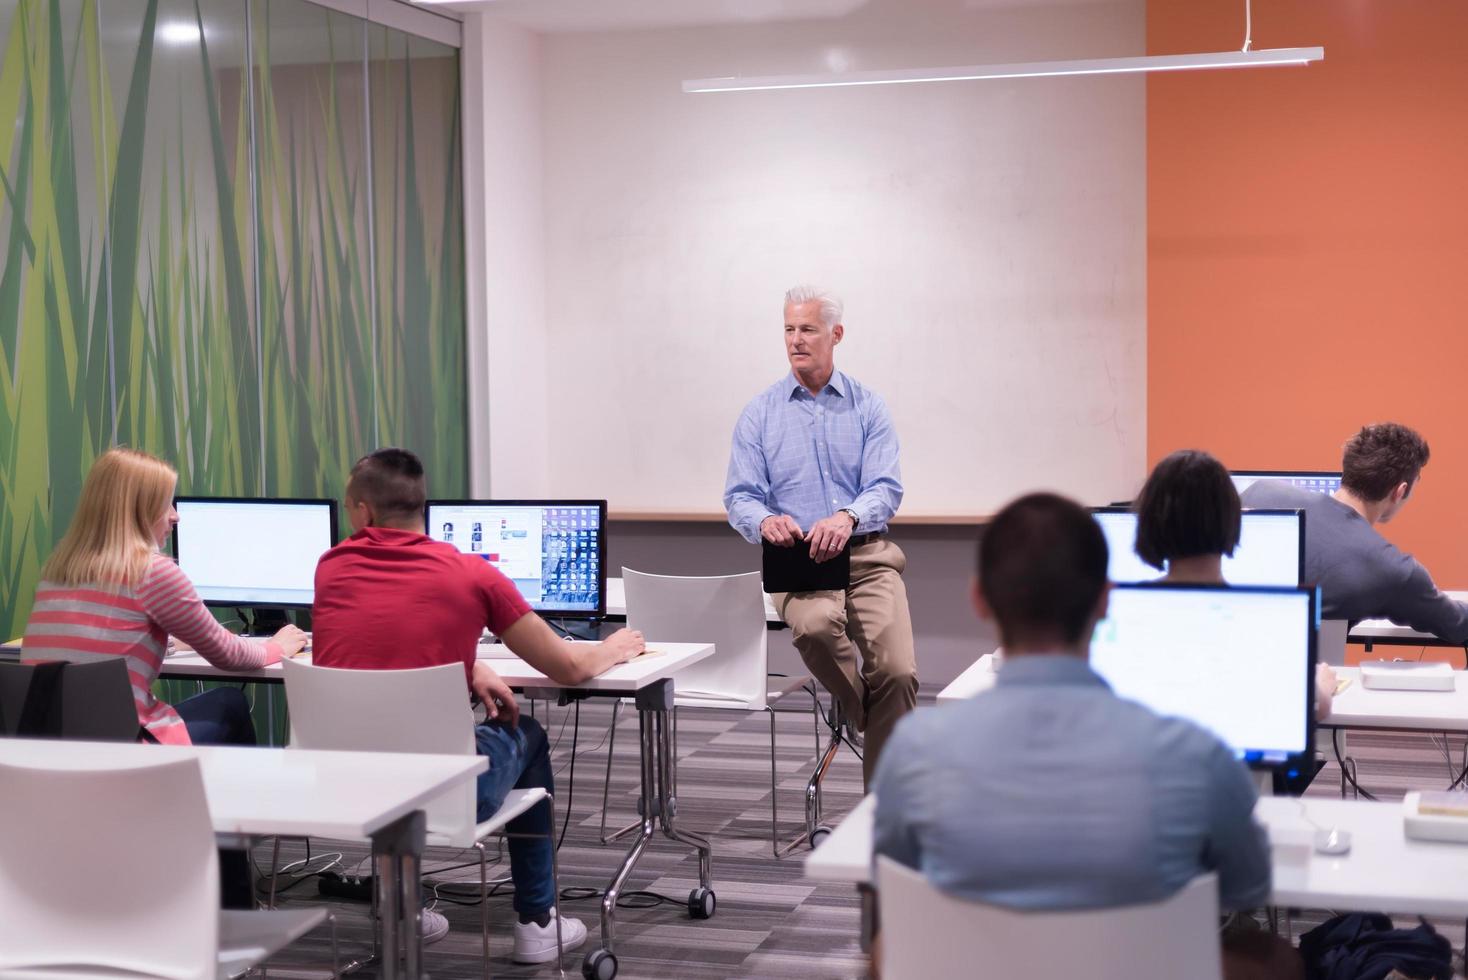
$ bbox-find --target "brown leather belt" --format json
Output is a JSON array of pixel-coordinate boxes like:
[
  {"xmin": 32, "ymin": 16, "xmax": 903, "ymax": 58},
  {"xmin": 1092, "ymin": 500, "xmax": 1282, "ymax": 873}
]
[{"xmin": 849, "ymin": 531, "xmax": 884, "ymax": 547}]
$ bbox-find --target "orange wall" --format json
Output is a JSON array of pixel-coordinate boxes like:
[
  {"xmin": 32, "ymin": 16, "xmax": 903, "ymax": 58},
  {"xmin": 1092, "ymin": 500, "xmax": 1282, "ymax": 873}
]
[{"xmin": 1148, "ymin": 0, "xmax": 1468, "ymax": 588}]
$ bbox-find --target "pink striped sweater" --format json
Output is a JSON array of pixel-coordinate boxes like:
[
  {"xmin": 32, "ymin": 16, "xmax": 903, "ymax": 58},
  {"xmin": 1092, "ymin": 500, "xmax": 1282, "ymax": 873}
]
[{"xmin": 22, "ymin": 553, "xmax": 282, "ymax": 744}]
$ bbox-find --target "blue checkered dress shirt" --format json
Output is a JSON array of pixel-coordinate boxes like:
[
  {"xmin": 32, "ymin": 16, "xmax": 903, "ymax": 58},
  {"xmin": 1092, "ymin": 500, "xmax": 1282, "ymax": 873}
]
[{"xmin": 723, "ymin": 370, "xmax": 903, "ymax": 544}]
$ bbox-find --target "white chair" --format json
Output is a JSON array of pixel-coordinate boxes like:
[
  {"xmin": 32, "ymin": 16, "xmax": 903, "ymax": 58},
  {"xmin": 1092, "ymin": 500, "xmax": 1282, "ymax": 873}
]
[
  {"xmin": 599, "ymin": 569, "xmax": 822, "ymax": 856},
  {"xmin": 1319, "ymin": 619, "xmax": 1349, "ymax": 667},
  {"xmin": 0, "ymin": 754, "xmax": 337, "ymax": 979},
  {"xmin": 280, "ymin": 659, "xmax": 560, "ymax": 978},
  {"xmin": 876, "ymin": 857, "xmax": 1221, "ymax": 980}
]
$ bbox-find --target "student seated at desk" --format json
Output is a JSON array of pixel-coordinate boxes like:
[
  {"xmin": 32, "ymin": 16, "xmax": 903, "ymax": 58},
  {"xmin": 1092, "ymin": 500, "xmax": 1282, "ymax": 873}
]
[
  {"xmin": 1135, "ymin": 449, "xmax": 1336, "ymax": 718},
  {"xmin": 22, "ymin": 447, "xmax": 307, "ymax": 746},
  {"xmin": 872, "ymin": 493, "xmax": 1294, "ymax": 979},
  {"xmin": 1241, "ymin": 423, "xmax": 1468, "ymax": 642},
  {"xmin": 22, "ymin": 448, "xmax": 307, "ymax": 911},
  {"xmin": 311, "ymin": 447, "xmax": 643, "ymax": 961}
]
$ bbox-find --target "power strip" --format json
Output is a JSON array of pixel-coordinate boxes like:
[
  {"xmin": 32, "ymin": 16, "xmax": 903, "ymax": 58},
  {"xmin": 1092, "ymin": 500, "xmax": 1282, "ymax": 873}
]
[{"xmin": 317, "ymin": 870, "xmax": 375, "ymax": 902}]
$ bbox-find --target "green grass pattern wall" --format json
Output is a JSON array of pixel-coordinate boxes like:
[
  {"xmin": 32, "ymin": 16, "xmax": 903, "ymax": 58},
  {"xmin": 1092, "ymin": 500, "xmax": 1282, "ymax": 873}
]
[{"xmin": 0, "ymin": 0, "xmax": 467, "ymax": 643}]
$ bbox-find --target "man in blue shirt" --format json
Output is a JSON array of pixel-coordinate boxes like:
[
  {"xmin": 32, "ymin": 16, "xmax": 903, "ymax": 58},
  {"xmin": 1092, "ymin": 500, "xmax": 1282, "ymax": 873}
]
[
  {"xmin": 724, "ymin": 285, "xmax": 917, "ymax": 784},
  {"xmin": 873, "ymin": 492, "xmax": 1270, "ymax": 913}
]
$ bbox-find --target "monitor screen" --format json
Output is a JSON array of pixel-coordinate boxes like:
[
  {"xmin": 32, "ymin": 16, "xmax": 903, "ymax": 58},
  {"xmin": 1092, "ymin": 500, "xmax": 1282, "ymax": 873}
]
[
  {"xmin": 1090, "ymin": 584, "xmax": 1315, "ymax": 769},
  {"xmin": 426, "ymin": 500, "xmax": 606, "ymax": 618},
  {"xmin": 173, "ymin": 497, "xmax": 337, "ymax": 608},
  {"xmin": 1230, "ymin": 470, "xmax": 1341, "ymax": 496},
  {"xmin": 1092, "ymin": 508, "xmax": 1303, "ymax": 586}
]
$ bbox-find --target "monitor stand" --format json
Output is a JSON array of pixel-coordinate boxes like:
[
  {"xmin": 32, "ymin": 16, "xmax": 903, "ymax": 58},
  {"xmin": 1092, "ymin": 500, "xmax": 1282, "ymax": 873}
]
[{"xmin": 244, "ymin": 607, "xmax": 290, "ymax": 637}]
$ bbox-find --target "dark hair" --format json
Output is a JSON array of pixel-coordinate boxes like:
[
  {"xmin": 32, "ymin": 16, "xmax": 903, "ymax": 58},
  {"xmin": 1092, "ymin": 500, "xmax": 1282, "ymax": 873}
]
[
  {"xmin": 346, "ymin": 447, "xmax": 427, "ymax": 522},
  {"xmin": 1132, "ymin": 450, "xmax": 1241, "ymax": 571},
  {"xmin": 1341, "ymin": 423, "xmax": 1430, "ymax": 502},
  {"xmin": 978, "ymin": 493, "xmax": 1109, "ymax": 647}
]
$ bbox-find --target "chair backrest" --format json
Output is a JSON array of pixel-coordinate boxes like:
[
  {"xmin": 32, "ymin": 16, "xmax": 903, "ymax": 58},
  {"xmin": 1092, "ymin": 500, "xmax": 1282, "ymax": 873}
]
[
  {"xmin": 0, "ymin": 658, "xmax": 140, "ymax": 740},
  {"xmin": 622, "ymin": 568, "xmax": 766, "ymax": 707},
  {"xmin": 876, "ymin": 857, "xmax": 1221, "ymax": 980},
  {"xmin": 282, "ymin": 659, "xmax": 478, "ymax": 844},
  {"xmin": 1319, "ymin": 619, "xmax": 1349, "ymax": 667},
  {"xmin": 0, "ymin": 754, "xmax": 218, "ymax": 979}
]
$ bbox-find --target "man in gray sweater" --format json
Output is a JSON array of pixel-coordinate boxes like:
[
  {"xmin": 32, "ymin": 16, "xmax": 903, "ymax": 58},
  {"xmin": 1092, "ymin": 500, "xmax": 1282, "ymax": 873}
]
[{"xmin": 1241, "ymin": 423, "xmax": 1468, "ymax": 642}]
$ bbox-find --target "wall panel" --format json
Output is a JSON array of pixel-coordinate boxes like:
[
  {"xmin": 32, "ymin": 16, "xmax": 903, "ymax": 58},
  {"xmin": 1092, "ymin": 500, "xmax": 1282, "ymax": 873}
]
[{"xmin": 0, "ymin": 0, "xmax": 466, "ymax": 642}]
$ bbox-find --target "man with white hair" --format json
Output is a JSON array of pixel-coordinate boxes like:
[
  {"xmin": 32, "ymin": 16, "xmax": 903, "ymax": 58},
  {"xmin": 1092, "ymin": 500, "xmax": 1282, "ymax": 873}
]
[{"xmin": 723, "ymin": 285, "xmax": 918, "ymax": 785}]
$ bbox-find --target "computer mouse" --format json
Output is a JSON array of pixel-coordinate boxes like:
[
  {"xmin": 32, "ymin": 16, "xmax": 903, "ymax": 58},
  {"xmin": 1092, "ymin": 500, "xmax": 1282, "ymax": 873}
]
[{"xmin": 1313, "ymin": 828, "xmax": 1352, "ymax": 855}]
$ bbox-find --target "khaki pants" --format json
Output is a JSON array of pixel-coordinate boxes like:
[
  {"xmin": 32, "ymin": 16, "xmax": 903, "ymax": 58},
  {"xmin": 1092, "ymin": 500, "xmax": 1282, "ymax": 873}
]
[{"xmin": 772, "ymin": 537, "xmax": 918, "ymax": 785}]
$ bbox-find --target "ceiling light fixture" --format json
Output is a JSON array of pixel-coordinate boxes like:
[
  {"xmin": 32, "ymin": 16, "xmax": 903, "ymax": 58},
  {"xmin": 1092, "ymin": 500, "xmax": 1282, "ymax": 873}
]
[
  {"xmin": 683, "ymin": 47, "xmax": 1322, "ymax": 93},
  {"xmin": 683, "ymin": 0, "xmax": 1321, "ymax": 94},
  {"xmin": 157, "ymin": 20, "xmax": 202, "ymax": 45}
]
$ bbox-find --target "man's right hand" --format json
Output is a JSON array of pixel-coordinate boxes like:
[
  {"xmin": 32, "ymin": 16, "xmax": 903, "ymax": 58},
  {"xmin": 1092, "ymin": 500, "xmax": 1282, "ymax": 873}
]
[
  {"xmin": 760, "ymin": 514, "xmax": 805, "ymax": 547},
  {"xmin": 600, "ymin": 628, "xmax": 645, "ymax": 664}
]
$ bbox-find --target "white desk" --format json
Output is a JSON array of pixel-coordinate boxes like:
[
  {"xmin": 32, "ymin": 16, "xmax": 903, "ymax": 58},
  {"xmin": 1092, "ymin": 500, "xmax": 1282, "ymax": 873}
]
[
  {"xmin": 1350, "ymin": 590, "xmax": 1468, "ymax": 650},
  {"xmin": 604, "ymin": 576, "xmax": 782, "ymax": 625},
  {"xmin": 1321, "ymin": 667, "xmax": 1468, "ymax": 733},
  {"xmin": 161, "ymin": 641, "xmax": 715, "ymax": 690},
  {"xmin": 804, "ymin": 793, "xmax": 877, "ymax": 885},
  {"xmin": 804, "ymin": 792, "xmax": 1468, "ymax": 920},
  {"xmin": 0, "ymin": 739, "xmax": 484, "ymax": 980},
  {"xmin": 162, "ymin": 642, "xmax": 719, "ymax": 977},
  {"xmin": 940, "ymin": 657, "xmax": 1468, "ymax": 734},
  {"xmin": 1259, "ymin": 795, "xmax": 1468, "ymax": 918},
  {"xmin": 934, "ymin": 651, "xmax": 1000, "ymax": 706}
]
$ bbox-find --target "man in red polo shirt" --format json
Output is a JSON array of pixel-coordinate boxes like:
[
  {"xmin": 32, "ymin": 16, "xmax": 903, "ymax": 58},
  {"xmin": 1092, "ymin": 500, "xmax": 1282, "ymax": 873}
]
[{"xmin": 313, "ymin": 448, "xmax": 643, "ymax": 963}]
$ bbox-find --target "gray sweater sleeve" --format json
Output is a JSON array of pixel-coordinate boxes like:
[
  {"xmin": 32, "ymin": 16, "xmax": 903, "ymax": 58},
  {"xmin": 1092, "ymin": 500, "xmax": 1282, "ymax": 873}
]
[{"xmin": 1387, "ymin": 556, "xmax": 1468, "ymax": 644}]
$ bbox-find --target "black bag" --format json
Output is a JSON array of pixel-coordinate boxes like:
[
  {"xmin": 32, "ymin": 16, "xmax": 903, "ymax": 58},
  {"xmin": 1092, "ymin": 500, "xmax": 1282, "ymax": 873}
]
[{"xmin": 1299, "ymin": 913, "xmax": 1452, "ymax": 980}]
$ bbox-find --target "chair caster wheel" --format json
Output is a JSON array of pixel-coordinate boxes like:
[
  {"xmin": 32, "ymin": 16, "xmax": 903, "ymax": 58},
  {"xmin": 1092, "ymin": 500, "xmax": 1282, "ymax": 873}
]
[
  {"xmin": 583, "ymin": 947, "xmax": 619, "ymax": 980},
  {"xmin": 810, "ymin": 826, "xmax": 833, "ymax": 848},
  {"xmin": 689, "ymin": 886, "xmax": 716, "ymax": 919}
]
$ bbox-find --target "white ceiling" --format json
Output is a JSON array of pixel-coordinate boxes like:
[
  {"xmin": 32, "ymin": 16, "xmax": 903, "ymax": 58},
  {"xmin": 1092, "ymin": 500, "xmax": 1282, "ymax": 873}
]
[{"xmin": 415, "ymin": 0, "xmax": 1121, "ymax": 34}]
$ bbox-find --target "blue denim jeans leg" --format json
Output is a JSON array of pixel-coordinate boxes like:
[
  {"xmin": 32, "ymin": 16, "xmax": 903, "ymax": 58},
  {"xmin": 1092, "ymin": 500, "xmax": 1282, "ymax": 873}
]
[
  {"xmin": 175, "ymin": 687, "xmax": 257, "ymax": 909},
  {"xmin": 475, "ymin": 715, "xmax": 556, "ymax": 917},
  {"xmin": 176, "ymin": 687, "xmax": 258, "ymax": 746}
]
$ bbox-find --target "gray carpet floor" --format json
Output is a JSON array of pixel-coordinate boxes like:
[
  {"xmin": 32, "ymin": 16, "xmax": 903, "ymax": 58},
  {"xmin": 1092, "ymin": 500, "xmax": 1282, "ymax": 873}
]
[{"xmin": 248, "ymin": 690, "xmax": 1468, "ymax": 979}]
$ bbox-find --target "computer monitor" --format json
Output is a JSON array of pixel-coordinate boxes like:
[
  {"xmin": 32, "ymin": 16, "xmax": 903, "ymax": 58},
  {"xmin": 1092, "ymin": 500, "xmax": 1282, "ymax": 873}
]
[
  {"xmin": 1091, "ymin": 508, "xmax": 1304, "ymax": 586},
  {"xmin": 1230, "ymin": 470, "xmax": 1341, "ymax": 496},
  {"xmin": 1090, "ymin": 584, "xmax": 1316, "ymax": 772},
  {"xmin": 172, "ymin": 497, "xmax": 338, "ymax": 609},
  {"xmin": 425, "ymin": 500, "xmax": 607, "ymax": 619}
]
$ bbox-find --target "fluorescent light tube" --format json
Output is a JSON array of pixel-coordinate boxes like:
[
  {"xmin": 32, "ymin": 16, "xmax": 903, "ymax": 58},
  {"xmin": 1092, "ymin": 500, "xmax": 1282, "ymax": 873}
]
[{"xmin": 683, "ymin": 47, "xmax": 1324, "ymax": 93}]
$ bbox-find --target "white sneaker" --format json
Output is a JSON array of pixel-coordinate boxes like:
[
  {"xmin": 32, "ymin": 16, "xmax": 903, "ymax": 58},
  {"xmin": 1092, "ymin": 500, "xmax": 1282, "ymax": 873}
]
[
  {"xmin": 376, "ymin": 904, "xmax": 450, "ymax": 945},
  {"xmin": 512, "ymin": 908, "xmax": 587, "ymax": 964},
  {"xmin": 420, "ymin": 907, "xmax": 450, "ymax": 945}
]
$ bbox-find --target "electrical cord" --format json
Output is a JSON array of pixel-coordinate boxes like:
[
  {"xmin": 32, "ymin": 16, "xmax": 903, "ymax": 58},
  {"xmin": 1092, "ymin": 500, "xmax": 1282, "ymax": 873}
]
[
  {"xmin": 556, "ymin": 701, "xmax": 582, "ymax": 851},
  {"xmin": 252, "ymin": 838, "xmax": 344, "ymax": 899},
  {"xmin": 1332, "ymin": 729, "xmax": 1378, "ymax": 801},
  {"xmin": 558, "ymin": 886, "xmax": 688, "ymax": 910},
  {"xmin": 1449, "ymin": 739, "xmax": 1468, "ymax": 791}
]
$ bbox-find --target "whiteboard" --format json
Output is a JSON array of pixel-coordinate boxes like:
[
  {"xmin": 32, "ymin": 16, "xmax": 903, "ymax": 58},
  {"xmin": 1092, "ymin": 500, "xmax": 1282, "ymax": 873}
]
[{"xmin": 527, "ymin": 4, "xmax": 1147, "ymax": 517}]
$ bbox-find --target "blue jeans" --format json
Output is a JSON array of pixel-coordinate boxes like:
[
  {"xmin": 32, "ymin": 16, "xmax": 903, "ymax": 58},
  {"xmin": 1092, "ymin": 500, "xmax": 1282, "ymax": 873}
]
[
  {"xmin": 476, "ymin": 716, "xmax": 555, "ymax": 917},
  {"xmin": 176, "ymin": 687, "xmax": 257, "ymax": 909},
  {"xmin": 176, "ymin": 687, "xmax": 257, "ymax": 747}
]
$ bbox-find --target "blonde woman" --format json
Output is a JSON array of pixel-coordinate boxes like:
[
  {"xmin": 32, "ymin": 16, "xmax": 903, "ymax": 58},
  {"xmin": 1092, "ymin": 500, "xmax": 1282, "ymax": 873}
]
[{"xmin": 23, "ymin": 448, "xmax": 307, "ymax": 746}]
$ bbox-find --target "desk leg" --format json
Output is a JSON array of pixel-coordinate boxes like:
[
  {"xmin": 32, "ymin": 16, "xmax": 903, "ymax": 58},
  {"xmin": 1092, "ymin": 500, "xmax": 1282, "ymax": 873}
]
[
  {"xmin": 372, "ymin": 810, "xmax": 427, "ymax": 980},
  {"xmin": 655, "ymin": 701, "xmax": 712, "ymax": 891},
  {"xmin": 596, "ymin": 707, "xmax": 658, "ymax": 957},
  {"xmin": 588, "ymin": 681, "xmax": 718, "ymax": 977},
  {"xmin": 857, "ymin": 884, "xmax": 875, "ymax": 953}
]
